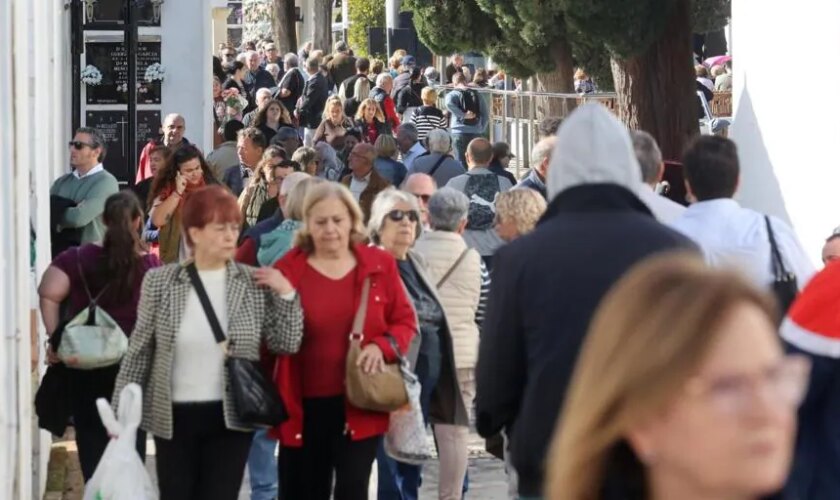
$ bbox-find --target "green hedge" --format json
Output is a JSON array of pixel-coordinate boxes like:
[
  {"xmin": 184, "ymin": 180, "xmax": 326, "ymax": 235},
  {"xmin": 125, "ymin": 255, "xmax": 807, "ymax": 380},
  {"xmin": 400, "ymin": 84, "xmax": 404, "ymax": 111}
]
[{"xmin": 348, "ymin": 0, "xmax": 385, "ymax": 58}]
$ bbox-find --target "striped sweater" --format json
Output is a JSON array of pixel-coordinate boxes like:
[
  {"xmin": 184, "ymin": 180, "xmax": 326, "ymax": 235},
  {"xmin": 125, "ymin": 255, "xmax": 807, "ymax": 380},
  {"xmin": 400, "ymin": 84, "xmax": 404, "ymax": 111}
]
[{"xmin": 409, "ymin": 105, "xmax": 449, "ymax": 142}]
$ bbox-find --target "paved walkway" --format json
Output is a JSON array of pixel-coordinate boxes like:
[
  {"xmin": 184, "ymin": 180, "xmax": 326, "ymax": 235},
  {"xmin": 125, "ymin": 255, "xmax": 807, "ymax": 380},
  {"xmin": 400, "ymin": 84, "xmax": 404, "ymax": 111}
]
[{"xmin": 48, "ymin": 431, "xmax": 510, "ymax": 499}]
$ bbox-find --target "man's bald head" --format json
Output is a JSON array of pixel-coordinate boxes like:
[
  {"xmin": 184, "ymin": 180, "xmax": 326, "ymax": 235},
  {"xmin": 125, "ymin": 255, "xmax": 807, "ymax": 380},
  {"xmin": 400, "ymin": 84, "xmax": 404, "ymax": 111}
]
[
  {"xmin": 466, "ymin": 138, "xmax": 493, "ymax": 169},
  {"xmin": 162, "ymin": 113, "xmax": 186, "ymax": 146},
  {"xmin": 403, "ymin": 173, "xmax": 437, "ymax": 227}
]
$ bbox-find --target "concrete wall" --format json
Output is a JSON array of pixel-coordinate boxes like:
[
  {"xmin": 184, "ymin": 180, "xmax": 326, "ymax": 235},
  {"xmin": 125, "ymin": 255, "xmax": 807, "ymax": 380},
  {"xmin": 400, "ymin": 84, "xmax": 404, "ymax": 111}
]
[{"xmin": 731, "ymin": 0, "xmax": 840, "ymax": 265}]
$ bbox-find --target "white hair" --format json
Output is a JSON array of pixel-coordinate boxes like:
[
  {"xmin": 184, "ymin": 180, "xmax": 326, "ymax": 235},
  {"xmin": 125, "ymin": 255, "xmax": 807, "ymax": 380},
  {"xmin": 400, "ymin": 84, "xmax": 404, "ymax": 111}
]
[
  {"xmin": 367, "ymin": 188, "xmax": 422, "ymax": 245},
  {"xmin": 531, "ymin": 136, "xmax": 555, "ymax": 169},
  {"xmin": 427, "ymin": 129, "xmax": 452, "ymax": 155},
  {"xmin": 266, "ymin": 63, "xmax": 281, "ymax": 77},
  {"xmin": 428, "ymin": 187, "xmax": 469, "ymax": 232},
  {"xmin": 376, "ymin": 73, "xmax": 393, "ymax": 87},
  {"xmin": 284, "ymin": 53, "xmax": 299, "ymax": 67}
]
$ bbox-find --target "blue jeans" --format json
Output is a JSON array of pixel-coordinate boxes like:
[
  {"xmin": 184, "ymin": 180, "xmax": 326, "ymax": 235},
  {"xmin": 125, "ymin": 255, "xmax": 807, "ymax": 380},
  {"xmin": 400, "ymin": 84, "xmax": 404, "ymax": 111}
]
[
  {"xmin": 377, "ymin": 351, "xmax": 441, "ymax": 500},
  {"xmin": 247, "ymin": 429, "xmax": 278, "ymax": 500},
  {"xmin": 452, "ymin": 133, "xmax": 479, "ymax": 168}
]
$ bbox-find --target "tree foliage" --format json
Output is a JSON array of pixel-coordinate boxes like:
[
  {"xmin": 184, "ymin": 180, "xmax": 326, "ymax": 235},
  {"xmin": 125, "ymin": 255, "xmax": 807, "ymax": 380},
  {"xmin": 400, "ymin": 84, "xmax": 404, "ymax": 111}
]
[
  {"xmin": 347, "ymin": 0, "xmax": 386, "ymax": 57},
  {"xmin": 692, "ymin": 0, "xmax": 731, "ymax": 33}
]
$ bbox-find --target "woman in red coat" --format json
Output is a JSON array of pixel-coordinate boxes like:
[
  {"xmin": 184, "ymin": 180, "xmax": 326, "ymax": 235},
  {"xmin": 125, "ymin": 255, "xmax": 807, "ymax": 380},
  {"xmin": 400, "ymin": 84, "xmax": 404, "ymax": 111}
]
[{"xmin": 272, "ymin": 181, "xmax": 417, "ymax": 500}]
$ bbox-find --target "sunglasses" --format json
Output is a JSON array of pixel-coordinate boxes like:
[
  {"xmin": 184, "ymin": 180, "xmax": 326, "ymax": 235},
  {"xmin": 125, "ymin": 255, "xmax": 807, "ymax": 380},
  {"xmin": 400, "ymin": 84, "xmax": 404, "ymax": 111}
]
[
  {"xmin": 69, "ymin": 140, "xmax": 97, "ymax": 150},
  {"xmin": 387, "ymin": 209, "xmax": 420, "ymax": 223},
  {"xmin": 413, "ymin": 193, "xmax": 431, "ymax": 204}
]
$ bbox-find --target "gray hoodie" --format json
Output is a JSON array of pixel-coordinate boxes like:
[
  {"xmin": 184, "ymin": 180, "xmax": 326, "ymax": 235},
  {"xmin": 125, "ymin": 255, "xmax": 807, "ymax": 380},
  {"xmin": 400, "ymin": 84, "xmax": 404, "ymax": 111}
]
[{"xmin": 547, "ymin": 103, "xmax": 642, "ymax": 201}]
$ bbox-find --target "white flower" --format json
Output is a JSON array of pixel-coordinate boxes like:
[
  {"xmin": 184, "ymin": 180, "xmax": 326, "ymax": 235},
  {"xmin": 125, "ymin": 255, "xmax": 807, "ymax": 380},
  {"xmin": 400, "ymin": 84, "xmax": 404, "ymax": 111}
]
[
  {"xmin": 81, "ymin": 65, "xmax": 103, "ymax": 86},
  {"xmin": 144, "ymin": 63, "xmax": 165, "ymax": 83}
]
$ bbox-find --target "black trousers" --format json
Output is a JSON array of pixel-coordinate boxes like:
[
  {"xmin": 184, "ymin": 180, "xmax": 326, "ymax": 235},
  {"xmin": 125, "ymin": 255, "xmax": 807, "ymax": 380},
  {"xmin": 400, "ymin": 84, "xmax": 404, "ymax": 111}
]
[
  {"xmin": 279, "ymin": 397, "xmax": 380, "ymax": 500},
  {"xmin": 70, "ymin": 365, "xmax": 147, "ymax": 481},
  {"xmin": 154, "ymin": 402, "xmax": 253, "ymax": 500}
]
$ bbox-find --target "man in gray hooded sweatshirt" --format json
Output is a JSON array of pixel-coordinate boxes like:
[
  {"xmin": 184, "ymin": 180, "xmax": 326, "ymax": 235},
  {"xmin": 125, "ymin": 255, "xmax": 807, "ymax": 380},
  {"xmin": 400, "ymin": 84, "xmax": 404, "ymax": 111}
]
[{"xmin": 475, "ymin": 104, "xmax": 697, "ymax": 498}]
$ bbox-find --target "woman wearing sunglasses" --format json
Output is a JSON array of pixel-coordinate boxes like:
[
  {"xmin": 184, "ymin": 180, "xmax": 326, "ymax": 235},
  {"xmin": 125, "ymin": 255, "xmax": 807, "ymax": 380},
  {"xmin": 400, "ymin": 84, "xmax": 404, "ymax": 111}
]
[
  {"xmin": 367, "ymin": 188, "xmax": 469, "ymax": 500},
  {"xmin": 545, "ymin": 253, "xmax": 808, "ymax": 500}
]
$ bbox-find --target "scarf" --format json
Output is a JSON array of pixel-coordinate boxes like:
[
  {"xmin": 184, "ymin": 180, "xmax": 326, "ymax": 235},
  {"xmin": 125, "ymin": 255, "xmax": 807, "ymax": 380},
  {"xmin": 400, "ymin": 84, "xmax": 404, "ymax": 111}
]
[{"xmin": 257, "ymin": 220, "xmax": 303, "ymax": 266}]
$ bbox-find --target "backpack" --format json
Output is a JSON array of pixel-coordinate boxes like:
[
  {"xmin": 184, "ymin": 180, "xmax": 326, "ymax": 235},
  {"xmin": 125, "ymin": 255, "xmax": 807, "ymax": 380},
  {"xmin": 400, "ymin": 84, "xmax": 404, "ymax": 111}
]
[
  {"xmin": 459, "ymin": 89, "xmax": 481, "ymax": 126},
  {"xmin": 464, "ymin": 173, "xmax": 501, "ymax": 230}
]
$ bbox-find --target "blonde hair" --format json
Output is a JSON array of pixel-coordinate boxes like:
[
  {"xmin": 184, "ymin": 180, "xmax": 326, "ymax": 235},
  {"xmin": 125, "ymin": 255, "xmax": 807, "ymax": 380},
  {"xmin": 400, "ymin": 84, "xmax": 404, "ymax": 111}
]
[
  {"xmin": 374, "ymin": 134, "xmax": 398, "ymax": 159},
  {"xmin": 545, "ymin": 253, "xmax": 778, "ymax": 500},
  {"xmin": 293, "ymin": 182, "xmax": 367, "ymax": 253},
  {"xmin": 322, "ymin": 95, "xmax": 345, "ymax": 122},
  {"xmin": 574, "ymin": 68, "xmax": 589, "ymax": 81},
  {"xmin": 356, "ymin": 98, "xmax": 385, "ymax": 122},
  {"xmin": 495, "ymin": 189, "xmax": 547, "ymax": 236},
  {"xmin": 421, "ymin": 87, "xmax": 437, "ymax": 106}
]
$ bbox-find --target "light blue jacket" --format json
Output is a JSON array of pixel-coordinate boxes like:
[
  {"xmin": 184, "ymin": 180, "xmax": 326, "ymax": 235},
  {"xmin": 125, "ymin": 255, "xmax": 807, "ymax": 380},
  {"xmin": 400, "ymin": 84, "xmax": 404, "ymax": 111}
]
[{"xmin": 445, "ymin": 87, "xmax": 489, "ymax": 135}]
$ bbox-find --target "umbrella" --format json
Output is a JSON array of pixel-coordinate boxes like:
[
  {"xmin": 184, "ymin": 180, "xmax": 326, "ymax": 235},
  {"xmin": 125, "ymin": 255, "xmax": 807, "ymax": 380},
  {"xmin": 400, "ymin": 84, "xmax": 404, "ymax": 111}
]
[{"xmin": 705, "ymin": 55, "xmax": 732, "ymax": 67}]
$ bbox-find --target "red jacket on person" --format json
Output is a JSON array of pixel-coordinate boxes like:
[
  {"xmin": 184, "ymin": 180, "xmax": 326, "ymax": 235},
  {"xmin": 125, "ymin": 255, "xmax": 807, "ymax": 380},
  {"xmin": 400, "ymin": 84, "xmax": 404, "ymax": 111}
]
[{"xmin": 270, "ymin": 243, "xmax": 417, "ymax": 447}]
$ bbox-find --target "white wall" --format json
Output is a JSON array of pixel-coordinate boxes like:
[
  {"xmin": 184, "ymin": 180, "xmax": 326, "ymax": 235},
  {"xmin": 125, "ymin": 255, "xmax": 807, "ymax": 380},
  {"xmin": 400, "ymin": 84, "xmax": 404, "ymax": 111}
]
[
  {"xmin": 731, "ymin": 0, "xmax": 840, "ymax": 265},
  {"xmin": 161, "ymin": 0, "xmax": 218, "ymax": 153}
]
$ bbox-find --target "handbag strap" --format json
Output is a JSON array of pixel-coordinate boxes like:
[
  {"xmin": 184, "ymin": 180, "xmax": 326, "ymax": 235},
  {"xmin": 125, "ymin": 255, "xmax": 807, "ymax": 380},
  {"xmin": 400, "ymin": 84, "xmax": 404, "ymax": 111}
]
[
  {"xmin": 427, "ymin": 154, "xmax": 448, "ymax": 178},
  {"xmin": 437, "ymin": 248, "xmax": 471, "ymax": 289},
  {"xmin": 351, "ymin": 277, "xmax": 371, "ymax": 335},
  {"xmin": 764, "ymin": 215, "xmax": 790, "ymax": 279},
  {"xmin": 186, "ymin": 263, "xmax": 229, "ymax": 351},
  {"xmin": 75, "ymin": 247, "xmax": 108, "ymax": 304}
]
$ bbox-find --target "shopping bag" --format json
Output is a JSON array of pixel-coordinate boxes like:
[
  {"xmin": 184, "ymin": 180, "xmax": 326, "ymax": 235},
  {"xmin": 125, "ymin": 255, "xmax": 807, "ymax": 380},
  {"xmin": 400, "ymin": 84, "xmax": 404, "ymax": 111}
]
[
  {"xmin": 83, "ymin": 383, "xmax": 157, "ymax": 500},
  {"xmin": 383, "ymin": 366, "xmax": 436, "ymax": 465}
]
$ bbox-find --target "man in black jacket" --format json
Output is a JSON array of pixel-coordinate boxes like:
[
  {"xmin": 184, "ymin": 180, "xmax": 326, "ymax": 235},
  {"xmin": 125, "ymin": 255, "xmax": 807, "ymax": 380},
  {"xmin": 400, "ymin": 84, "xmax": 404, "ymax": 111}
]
[
  {"xmin": 475, "ymin": 104, "xmax": 697, "ymax": 498},
  {"xmin": 339, "ymin": 57, "xmax": 370, "ymax": 100},
  {"xmin": 297, "ymin": 57, "xmax": 328, "ymax": 147},
  {"xmin": 243, "ymin": 50, "xmax": 277, "ymax": 113},
  {"xmin": 274, "ymin": 53, "xmax": 306, "ymax": 115}
]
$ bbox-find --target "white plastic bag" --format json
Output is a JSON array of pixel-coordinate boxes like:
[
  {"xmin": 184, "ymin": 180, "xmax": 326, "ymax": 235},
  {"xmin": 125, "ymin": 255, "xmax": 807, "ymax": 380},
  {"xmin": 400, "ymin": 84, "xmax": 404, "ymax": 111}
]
[
  {"xmin": 383, "ymin": 367, "xmax": 436, "ymax": 465},
  {"xmin": 83, "ymin": 383, "xmax": 157, "ymax": 500}
]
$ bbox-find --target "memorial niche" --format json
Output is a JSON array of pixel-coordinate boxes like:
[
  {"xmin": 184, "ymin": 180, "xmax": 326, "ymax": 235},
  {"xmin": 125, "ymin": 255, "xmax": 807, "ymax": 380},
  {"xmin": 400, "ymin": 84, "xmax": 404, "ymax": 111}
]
[
  {"xmin": 84, "ymin": 40, "xmax": 161, "ymax": 105},
  {"xmin": 86, "ymin": 110, "xmax": 130, "ymax": 183},
  {"xmin": 83, "ymin": 0, "xmax": 162, "ymax": 26}
]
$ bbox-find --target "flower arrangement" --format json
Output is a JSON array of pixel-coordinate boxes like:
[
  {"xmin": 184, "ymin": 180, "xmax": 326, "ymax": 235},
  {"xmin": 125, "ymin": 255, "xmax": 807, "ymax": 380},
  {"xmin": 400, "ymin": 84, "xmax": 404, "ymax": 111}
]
[
  {"xmin": 218, "ymin": 88, "xmax": 249, "ymax": 130},
  {"xmin": 81, "ymin": 65, "xmax": 103, "ymax": 86},
  {"xmin": 144, "ymin": 63, "xmax": 165, "ymax": 83}
]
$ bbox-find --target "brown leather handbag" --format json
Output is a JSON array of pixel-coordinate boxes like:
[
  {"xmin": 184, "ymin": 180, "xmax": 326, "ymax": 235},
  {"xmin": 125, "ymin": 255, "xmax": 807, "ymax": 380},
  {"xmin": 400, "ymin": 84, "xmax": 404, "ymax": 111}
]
[{"xmin": 345, "ymin": 278, "xmax": 409, "ymax": 413}]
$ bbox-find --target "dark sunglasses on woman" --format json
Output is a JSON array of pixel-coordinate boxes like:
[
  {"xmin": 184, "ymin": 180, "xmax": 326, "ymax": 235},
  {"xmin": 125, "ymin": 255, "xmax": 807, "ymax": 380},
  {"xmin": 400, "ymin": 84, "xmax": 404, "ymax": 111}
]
[{"xmin": 387, "ymin": 209, "xmax": 420, "ymax": 223}]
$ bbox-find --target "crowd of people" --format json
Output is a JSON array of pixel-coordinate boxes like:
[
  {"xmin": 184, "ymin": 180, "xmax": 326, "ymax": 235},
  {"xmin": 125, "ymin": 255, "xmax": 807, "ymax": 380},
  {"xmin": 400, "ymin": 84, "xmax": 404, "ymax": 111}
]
[{"xmin": 40, "ymin": 36, "xmax": 840, "ymax": 500}]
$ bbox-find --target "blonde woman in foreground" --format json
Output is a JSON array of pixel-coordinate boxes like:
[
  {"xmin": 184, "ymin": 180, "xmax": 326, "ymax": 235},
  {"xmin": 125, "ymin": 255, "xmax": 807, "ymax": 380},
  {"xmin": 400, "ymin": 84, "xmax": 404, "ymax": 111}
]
[{"xmin": 546, "ymin": 253, "xmax": 809, "ymax": 500}]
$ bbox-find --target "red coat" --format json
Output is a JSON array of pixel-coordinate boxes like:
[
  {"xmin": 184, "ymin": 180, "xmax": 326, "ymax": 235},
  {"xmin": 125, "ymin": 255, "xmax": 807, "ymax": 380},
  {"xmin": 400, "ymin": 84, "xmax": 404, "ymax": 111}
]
[{"xmin": 270, "ymin": 243, "xmax": 417, "ymax": 446}]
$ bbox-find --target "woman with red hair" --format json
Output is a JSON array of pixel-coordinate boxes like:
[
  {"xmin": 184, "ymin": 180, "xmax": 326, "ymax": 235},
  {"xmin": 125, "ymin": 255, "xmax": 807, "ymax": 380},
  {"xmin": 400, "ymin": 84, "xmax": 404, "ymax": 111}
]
[{"xmin": 114, "ymin": 185, "xmax": 304, "ymax": 500}]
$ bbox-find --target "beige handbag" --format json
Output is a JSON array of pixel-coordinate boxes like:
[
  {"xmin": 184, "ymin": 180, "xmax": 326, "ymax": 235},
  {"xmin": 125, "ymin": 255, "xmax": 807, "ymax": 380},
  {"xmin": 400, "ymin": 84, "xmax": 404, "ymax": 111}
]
[{"xmin": 345, "ymin": 278, "xmax": 409, "ymax": 413}]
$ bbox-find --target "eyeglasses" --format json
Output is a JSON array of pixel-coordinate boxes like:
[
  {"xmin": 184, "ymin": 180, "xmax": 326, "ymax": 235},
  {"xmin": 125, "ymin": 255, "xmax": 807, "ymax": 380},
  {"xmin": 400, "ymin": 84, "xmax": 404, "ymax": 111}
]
[
  {"xmin": 386, "ymin": 209, "xmax": 420, "ymax": 223},
  {"xmin": 412, "ymin": 193, "xmax": 431, "ymax": 204},
  {"xmin": 684, "ymin": 354, "xmax": 811, "ymax": 416},
  {"xmin": 69, "ymin": 140, "xmax": 96, "ymax": 150}
]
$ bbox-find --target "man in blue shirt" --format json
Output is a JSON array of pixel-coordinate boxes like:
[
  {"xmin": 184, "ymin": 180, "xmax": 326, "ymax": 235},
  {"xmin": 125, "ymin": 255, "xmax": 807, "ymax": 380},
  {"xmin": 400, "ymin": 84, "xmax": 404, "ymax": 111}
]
[{"xmin": 445, "ymin": 72, "xmax": 489, "ymax": 167}]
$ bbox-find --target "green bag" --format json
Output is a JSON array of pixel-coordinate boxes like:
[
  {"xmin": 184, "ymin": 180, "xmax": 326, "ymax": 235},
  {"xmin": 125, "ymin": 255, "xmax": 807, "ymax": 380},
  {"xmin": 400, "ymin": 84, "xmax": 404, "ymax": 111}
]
[{"xmin": 56, "ymin": 249, "xmax": 128, "ymax": 370}]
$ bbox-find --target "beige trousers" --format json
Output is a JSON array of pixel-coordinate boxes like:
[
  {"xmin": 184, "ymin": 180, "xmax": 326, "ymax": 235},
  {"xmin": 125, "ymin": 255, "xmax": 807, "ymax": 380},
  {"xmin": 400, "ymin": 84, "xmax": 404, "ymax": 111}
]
[{"xmin": 433, "ymin": 367, "xmax": 475, "ymax": 500}]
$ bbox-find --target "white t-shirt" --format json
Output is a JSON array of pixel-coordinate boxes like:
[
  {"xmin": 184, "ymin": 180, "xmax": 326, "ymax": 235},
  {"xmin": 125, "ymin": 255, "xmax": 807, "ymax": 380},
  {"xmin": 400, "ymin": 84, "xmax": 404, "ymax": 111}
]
[{"xmin": 172, "ymin": 267, "xmax": 227, "ymax": 402}]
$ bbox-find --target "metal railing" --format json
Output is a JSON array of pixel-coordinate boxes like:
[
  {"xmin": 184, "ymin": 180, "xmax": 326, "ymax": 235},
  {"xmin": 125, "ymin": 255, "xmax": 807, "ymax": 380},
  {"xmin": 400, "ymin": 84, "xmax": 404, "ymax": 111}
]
[{"xmin": 434, "ymin": 85, "xmax": 617, "ymax": 177}]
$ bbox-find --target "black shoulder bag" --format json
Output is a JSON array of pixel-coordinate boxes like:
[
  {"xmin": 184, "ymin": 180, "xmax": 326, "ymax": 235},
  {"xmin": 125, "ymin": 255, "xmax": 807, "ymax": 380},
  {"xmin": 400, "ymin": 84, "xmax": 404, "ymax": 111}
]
[
  {"xmin": 764, "ymin": 216, "xmax": 799, "ymax": 315},
  {"xmin": 186, "ymin": 263, "xmax": 287, "ymax": 428},
  {"xmin": 427, "ymin": 154, "xmax": 449, "ymax": 178}
]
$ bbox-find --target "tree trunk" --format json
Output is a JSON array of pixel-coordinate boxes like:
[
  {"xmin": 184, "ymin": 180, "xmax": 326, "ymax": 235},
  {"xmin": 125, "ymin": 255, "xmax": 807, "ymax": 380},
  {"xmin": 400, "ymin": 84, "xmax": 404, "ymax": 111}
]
[
  {"xmin": 273, "ymin": 0, "xmax": 298, "ymax": 55},
  {"xmin": 312, "ymin": 0, "xmax": 333, "ymax": 53},
  {"xmin": 611, "ymin": 0, "xmax": 698, "ymax": 161},
  {"xmin": 535, "ymin": 36, "xmax": 577, "ymax": 120}
]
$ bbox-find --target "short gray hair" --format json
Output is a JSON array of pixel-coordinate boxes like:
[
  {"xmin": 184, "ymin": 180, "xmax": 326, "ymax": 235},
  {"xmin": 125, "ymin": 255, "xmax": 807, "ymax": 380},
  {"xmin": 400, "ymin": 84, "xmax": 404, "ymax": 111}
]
[
  {"xmin": 284, "ymin": 53, "xmax": 299, "ymax": 67},
  {"xmin": 368, "ymin": 188, "xmax": 423, "ymax": 244},
  {"xmin": 266, "ymin": 63, "xmax": 281, "ymax": 77},
  {"xmin": 428, "ymin": 187, "xmax": 469, "ymax": 232},
  {"xmin": 631, "ymin": 130, "xmax": 663, "ymax": 184},
  {"xmin": 397, "ymin": 123, "xmax": 418, "ymax": 143},
  {"xmin": 531, "ymin": 136, "xmax": 555, "ymax": 167},
  {"xmin": 376, "ymin": 73, "xmax": 393, "ymax": 87},
  {"xmin": 427, "ymin": 129, "xmax": 452, "ymax": 155}
]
